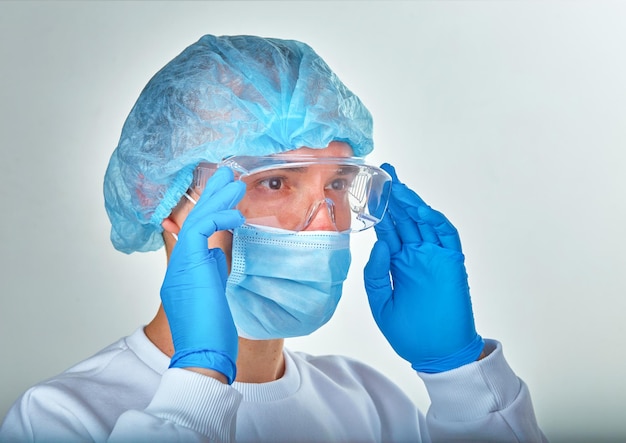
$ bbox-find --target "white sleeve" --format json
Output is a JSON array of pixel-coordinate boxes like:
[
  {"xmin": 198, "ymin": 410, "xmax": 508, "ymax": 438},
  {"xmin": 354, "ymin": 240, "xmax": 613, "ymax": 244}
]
[
  {"xmin": 107, "ymin": 368, "xmax": 242, "ymax": 443},
  {"xmin": 418, "ymin": 339, "xmax": 548, "ymax": 443}
]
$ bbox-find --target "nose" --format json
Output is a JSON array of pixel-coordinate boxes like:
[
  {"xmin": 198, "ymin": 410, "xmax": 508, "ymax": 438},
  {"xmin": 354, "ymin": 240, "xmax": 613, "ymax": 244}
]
[{"xmin": 303, "ymin": 198, "xmax": 337, "ymax": 231}]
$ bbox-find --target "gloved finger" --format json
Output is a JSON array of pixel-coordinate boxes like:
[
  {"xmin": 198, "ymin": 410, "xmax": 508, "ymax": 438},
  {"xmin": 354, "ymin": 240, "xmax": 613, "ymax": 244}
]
[
  {"xmin": 417, "ymin": 205, "xmax": 462, "ymax": 252},
  {"xmin": 179, "ymin": 210, "xmax": 245, "ymax": 256},
  {"xmin": 211, "ymin": 247, "xmax": 228, "ymax": 290},
  {"xmin": 372, "ymin": 176, "xmax": 401, "ymax": 254},
  {"xmin": 404, "ymin": 205, "xmax": 441, "ymax": 246},
  {"xmin": 185, "ymin": 208, "xmax": 245, "ymax": 236},
  {"xmin": 186, "ymin": 180, "xmax": 247, "ymax": 227},
  {"xmin": 381, "ymin": 163, "xmax": 428, "ymax": 245},
  {"xmin": 199, "ymin": 166, "xmax": 237, "ymax": 200},
  {"xmin": 381, "ymin": 163, "xmax": 428, "ymax": 208},
  {"xmin": 182, "ymin": 183, "xmax": 246, "ymax": 245},
  {"xmin": 387, "ymin": 188, "xmax": 423, "ymax": 245},
  {"xmin": 382, "ymin": 164, "xmax": 433, "ymax": 230},
  {"xmin": 364, "ymin": 240, "xmax": 393, "ymax": 319},
  {"xmin": 373, "ymin": 211, "xmax": 402, "ymax": 255},
  {"xmin": 382, "ymin": 163, "xmax": 453, "ymax": 248}
]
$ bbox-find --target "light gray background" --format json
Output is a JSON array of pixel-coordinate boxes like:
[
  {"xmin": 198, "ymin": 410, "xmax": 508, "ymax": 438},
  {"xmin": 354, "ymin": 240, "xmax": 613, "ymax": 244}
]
[{"xmin": 1, "ymin": 1, "xmax": 625, "ymax": 441}]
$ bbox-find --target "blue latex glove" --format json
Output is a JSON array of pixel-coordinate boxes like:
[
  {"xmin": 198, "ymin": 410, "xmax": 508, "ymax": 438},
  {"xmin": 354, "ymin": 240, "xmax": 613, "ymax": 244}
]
[
  {"xmin": 364, "ymin": 164, "xmax": 484, "ymax": 373},
  {"xmin": 160, "ymin": 167, "xmax": 246, "ymax": 384}
]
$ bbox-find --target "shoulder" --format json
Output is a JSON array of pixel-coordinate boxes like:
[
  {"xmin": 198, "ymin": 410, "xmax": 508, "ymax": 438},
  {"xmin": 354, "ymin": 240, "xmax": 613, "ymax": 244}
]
[
  {"xmin": 44, "ymin": 327, "xmax": 163, "ymax": 388},
  {"xmin": 1, "ymin": 328, "xmax": 164, "ymax": 441}
]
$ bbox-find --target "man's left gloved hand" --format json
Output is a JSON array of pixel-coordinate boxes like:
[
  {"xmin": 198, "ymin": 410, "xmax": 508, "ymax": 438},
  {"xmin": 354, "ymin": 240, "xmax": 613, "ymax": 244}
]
[
  {"xmin": 364, "ymin": 163, "xmax": 484, "ymax": 373},
  {"xmin": 160, "ymin": 167, "xmax": 246, "ymax": 384}
]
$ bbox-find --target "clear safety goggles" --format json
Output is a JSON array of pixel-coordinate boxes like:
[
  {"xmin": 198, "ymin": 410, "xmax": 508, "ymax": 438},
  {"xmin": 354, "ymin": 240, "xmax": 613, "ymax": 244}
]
[{"xmin": 191, "ymin": 155, "xmax": 392, "ymax": 233}]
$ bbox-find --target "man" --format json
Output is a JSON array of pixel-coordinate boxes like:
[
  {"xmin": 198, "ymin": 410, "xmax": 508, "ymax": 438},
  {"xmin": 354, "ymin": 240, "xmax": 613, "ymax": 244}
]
[{"xmin": 1, "ymin": 34, "xmax": 547, "ymax": 442}]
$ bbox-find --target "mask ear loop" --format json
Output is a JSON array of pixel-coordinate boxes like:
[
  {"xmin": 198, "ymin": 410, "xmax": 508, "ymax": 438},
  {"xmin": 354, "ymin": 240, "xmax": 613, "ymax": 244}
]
[
  {"xmin": 183, "ymin": 192, "xmax": 198, "ymax": 205},
  {"xmin": 170, "ymin": 191, "xmax": 199, "ymax": 242}
]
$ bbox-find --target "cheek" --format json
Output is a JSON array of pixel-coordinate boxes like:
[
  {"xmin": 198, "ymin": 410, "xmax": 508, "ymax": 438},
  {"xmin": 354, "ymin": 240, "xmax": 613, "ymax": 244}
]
[
  {"xmin": 237, "ymin": 194, "xmax": 305, "ymax": 230},
  {"xmin": 237, "ymin": 194, "xmax": 254, "ymax": 217}
]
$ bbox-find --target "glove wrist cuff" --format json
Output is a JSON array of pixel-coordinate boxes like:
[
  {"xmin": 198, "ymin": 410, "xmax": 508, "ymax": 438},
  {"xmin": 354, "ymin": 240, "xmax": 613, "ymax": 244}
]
[
  {"xmin": 170, "ymin": 349, "xmax": 237, "ymax": 384},
  {"xmin": 411, "ymin": 334, "xmax": 485, "ymax": 374}
]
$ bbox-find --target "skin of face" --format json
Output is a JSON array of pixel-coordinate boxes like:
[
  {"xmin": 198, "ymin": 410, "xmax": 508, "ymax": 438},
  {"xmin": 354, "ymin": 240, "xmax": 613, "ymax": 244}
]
[{"xmin": 238, "ymin": 144, "xmax": 357, "ymax": 232}]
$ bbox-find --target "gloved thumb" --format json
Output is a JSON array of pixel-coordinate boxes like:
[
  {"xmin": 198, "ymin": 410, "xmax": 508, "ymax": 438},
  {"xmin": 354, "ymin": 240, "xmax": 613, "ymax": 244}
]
[{"xmin": 364, "ymin": 240, "xmax": 393, "ymax": 312}]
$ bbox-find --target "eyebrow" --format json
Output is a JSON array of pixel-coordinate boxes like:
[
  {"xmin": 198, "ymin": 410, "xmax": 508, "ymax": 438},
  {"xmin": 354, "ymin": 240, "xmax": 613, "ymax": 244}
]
[
  {"xmin": 250, "ymin": 165, "xmax": 358, "ymax": 176},
  {"xmin": 337, "ymin": 165, "xmax": 359, "ymax": 175}
]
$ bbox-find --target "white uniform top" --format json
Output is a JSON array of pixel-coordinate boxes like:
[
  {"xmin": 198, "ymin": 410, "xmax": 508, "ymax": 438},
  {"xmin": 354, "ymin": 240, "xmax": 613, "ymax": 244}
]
[{"xmin": 0, "ymin": 327, "xmax": 546, "ymax": 443}]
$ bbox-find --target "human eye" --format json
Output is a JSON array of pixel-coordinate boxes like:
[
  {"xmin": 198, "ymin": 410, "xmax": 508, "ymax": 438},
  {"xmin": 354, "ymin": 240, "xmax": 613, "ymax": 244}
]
[
  {"xmin": 258, "ymin": 176, "xmax": 284, "ymax": 190},
  {"xmin": 326, "ymin": 166, "xmax": 358, "ymax": 192},
  {"xmin": 326, "ymin": 178, "xmax": 349, "ymax": 191}
]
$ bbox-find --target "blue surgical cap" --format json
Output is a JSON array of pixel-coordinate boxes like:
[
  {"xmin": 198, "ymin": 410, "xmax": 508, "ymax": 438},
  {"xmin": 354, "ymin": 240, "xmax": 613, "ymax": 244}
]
[{"xmin": 104, "ymin": 34, "xmax": 373, "ymax": 254}]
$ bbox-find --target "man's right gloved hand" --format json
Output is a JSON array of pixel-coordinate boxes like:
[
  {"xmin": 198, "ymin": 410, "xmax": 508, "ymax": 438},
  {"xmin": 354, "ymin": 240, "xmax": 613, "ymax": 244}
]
[
  {"xmin": 160, "ymin": 167, "xmax": 246, "ymax": 384},
  {"xmin": 364, "ymin": 164, "xmax": 484, "ymax": 374}
]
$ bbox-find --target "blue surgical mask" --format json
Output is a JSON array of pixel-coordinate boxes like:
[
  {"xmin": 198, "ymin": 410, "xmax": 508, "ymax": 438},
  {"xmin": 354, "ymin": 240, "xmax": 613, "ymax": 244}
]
[{"xmin": 226, "ymin": 224, "xmax": 351, "ymax": 340}]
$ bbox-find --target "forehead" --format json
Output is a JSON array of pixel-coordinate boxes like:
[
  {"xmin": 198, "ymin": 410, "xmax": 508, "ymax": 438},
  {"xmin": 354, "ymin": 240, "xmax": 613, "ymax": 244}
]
[{"xmin": 277, "ymin": 141, "xmax": 354, "ymax": 159}]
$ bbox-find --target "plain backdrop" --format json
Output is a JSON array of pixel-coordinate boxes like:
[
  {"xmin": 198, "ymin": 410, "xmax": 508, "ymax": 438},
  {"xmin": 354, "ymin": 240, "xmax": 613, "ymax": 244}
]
[{"xmin": 1, "ymin": 1, "xmax": 625, "ymax": 442}]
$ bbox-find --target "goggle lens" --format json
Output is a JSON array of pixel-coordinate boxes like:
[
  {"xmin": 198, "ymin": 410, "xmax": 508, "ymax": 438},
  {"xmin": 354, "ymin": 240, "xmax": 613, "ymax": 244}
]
[{"xmin": 192, "ymin": 156, "xmax": 391, "ymax": 232}]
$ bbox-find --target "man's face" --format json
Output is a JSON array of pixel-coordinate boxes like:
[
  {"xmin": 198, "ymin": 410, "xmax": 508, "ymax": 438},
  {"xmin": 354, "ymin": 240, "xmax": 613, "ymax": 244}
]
[{"xmin": 235, "ymin": 141, "xmax": 355, "ymax": 232}]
